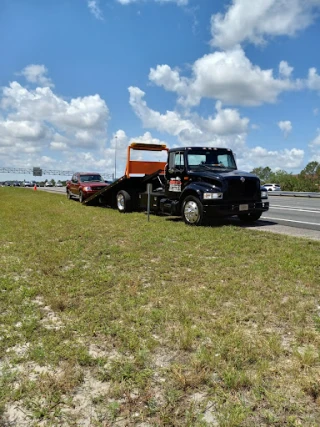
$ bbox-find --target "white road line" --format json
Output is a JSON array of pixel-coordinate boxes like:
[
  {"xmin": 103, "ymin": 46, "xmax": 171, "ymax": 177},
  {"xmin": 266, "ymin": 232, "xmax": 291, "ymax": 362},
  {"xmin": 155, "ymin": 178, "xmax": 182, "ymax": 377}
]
[
  {"xmin": 269, "ymin": 206, "xmax": 320, "ymax": 213},
  {"xmin": 261, "ymin": 216, "xmax": 320, "ymax": 226}
]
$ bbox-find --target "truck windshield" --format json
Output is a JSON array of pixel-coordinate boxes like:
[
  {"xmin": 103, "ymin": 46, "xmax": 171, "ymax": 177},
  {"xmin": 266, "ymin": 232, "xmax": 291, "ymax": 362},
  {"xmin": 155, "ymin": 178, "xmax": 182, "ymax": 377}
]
[
  {"xmin": 80, "ymin": 175, "xmax": 104, "ymax": 182},
  {"xmin": 187, "ymin": 149, "xmax": 237, "ymax": 171}
]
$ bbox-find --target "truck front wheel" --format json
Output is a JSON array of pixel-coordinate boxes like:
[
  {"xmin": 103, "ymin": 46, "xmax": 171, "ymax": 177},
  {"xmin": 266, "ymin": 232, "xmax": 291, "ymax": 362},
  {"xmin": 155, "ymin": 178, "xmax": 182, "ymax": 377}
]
[
  {"xmin": 238, "ymin": 211, "xmax": 262, "ymax": 222},
  {"xmin": 182, "ymin": 196, "xmax": 204, "ymax": 226},
  {"xmin": 116, "ymin": 190, "xmax": 132, "ymax": 213},
  {"xmin": 79, "ymin": 191, "xmax": 84, "ymax": 204}
]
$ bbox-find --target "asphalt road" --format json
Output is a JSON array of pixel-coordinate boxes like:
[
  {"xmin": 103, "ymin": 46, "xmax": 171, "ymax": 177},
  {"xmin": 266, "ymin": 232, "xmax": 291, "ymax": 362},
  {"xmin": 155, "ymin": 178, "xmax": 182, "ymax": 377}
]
[
  {"xmin": 262, "ymin": 194, "xmax": 320, "ymax": 231},
  {"xmin": 35, "ymin": 186, "xmax": 320, "ymax": 241}
]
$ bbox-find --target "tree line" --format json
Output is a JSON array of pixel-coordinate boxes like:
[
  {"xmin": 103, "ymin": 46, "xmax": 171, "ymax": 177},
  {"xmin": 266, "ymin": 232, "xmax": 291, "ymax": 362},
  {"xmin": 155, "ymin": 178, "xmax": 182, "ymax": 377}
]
[{"xmin": 251, "ymin": 161, "xmax": 320, "ymax": 192}]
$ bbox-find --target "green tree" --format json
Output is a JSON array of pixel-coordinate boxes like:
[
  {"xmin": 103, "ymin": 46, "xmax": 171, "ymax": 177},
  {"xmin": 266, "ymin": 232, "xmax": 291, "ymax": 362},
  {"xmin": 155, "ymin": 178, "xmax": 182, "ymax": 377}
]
[
  {"xmin": 250, "ymin": 166, "xmax": 272, "ymax": 182},
  {"xmin": 300, "ymin": 161, "xmax": 320, "ymax": 178}
]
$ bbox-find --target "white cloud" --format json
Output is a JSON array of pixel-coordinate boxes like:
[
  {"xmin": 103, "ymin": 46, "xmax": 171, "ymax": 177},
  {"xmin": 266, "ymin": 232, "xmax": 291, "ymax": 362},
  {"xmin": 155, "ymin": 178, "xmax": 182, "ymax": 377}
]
[
  {"xmin": 279, "ymin": 61, "xmax": 294, "ymax": 78},
  {"xmin": 19, "ymin": 65, "xmax": 54, "ymax": 88},
  {"xmin": 128, "ymin": 86, "xmax": 249, "ymax": 146},
  {"xmin": 1, "ymin": 82, "xmax": 108, "ymax": 135},
  {"xmin": 87, "ymin": 0, "xmax": 103, "ymax": 20},
  {"xmin": 307, "ymin": 67, "xmax": 320, "ymax": 91},
  {"xmin": 0, "ymin": 66, "xmax": 110, "ymax": 171},
  {"xmin": 310, "ymin": 133, "xmax": 320, "ymax": 148},
  {"xmin": 309, "ymin": 132, "xmax": 320, "ymax": 162},
  {"xmin": 128, "ymin": 85, "xmax": 306, "ymax": 171},
  {"xmin": 149, "ymin": 47, "xmax": 299, "ymax": 107},
  {"xmin": 239, "ymin": 146, "xmax": 304, "ymax": 171},
  {"xmin": 278, "ymin": 120, "xmax": 292, "ymax": 138},
  {"xmin": 210, "ymin": 0, "xmax": 320, "ymax": 50}
]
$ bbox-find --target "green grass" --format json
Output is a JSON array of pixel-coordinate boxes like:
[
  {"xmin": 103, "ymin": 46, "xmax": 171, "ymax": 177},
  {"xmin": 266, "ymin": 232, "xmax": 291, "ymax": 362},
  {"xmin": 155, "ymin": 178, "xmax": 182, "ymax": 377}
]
[{"xmin": 1, "ymin": 186, "xmax": 320, "ymax": 426}]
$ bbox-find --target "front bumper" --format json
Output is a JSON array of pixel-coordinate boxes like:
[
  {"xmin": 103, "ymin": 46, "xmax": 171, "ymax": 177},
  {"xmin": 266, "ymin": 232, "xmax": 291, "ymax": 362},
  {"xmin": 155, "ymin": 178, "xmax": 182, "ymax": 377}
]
[{"xmin": 203, "ymin": 201, "xmax": 269, "ymax": 218}]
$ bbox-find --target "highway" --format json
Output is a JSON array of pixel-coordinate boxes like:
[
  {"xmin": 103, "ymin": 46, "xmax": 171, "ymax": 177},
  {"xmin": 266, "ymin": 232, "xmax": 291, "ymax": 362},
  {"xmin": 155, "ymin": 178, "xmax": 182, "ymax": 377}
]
[{"xmin": 262, "ymin": 194, "xmax": 320, "ymax": 231}]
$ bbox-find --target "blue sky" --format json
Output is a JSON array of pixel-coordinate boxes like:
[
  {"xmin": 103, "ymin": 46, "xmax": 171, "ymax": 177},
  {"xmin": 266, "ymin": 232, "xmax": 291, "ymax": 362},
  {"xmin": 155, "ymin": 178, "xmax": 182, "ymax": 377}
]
[{"xmin": 1, "ymin": 0, "xmax": 320, "ymax": 182}]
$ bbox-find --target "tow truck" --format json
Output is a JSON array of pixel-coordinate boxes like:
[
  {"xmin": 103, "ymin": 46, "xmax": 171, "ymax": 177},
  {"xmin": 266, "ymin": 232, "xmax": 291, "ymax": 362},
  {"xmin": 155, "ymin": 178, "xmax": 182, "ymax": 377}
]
[{"xmin": 82, "ymin": 142, "xmax": 269, "ymax": 225}]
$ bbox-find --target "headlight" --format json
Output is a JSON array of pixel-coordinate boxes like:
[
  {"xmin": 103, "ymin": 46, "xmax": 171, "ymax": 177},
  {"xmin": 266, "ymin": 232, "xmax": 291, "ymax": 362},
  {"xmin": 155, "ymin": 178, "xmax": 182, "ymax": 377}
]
[
  {"xmin": 83, "ymin": 186, "xmax": 92, "ymax": 191},
  {"xmin": 203, "ymin": 192, "xmax": 223, "ymax": 199},
  {"xmin": 261, "ymin": 190, "xmax": 268, "ymax": 199}
]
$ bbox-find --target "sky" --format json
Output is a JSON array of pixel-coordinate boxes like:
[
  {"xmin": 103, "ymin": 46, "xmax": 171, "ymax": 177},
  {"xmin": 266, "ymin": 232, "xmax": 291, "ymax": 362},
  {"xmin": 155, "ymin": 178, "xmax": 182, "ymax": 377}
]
[{"xmin": 1, "ymin": 0, "xmax": 320, "ymax": 182}]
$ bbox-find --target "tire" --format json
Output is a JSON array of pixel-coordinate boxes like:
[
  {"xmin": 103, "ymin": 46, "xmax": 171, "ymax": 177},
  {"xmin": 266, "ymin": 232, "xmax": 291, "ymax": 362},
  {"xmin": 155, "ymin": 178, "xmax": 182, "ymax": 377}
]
[
  {"xmin": 182, "ymin": 196, "xmax": 204, "ymax": 226},
  {"xmin": 79, "ymin": 191, "xmax": 84, "ymax": 203},
  {"xmin": 116, "ymin": 190, "xmax": 132, "ymax": 213},
  {"xmin": 67, "ymin": 189, "xmax": 72, "ymax": 200},
  {"xmin": 238, "ymin": 211, "xmax": 262, "ymax": 223}
]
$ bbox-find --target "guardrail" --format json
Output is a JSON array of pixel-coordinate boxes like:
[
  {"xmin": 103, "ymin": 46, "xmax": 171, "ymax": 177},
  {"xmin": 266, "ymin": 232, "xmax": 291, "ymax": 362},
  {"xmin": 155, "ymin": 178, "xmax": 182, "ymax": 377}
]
[{"xmin": 268, "ymin": 191, "xmax": 320, "ymax": 198}]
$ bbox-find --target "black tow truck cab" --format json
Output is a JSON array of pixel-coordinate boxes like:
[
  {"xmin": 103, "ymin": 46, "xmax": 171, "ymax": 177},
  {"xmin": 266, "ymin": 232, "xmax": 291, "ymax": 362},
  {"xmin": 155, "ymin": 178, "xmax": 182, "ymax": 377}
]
[{"xmin": 83, "ymin": 143, "xmax": 269, "ymax": 226}]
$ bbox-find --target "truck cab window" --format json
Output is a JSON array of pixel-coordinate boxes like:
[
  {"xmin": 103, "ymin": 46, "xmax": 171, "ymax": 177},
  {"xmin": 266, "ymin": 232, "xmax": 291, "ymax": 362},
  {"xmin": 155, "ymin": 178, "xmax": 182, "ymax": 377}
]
[{"xmin": 169, "ymin": 152, "xmax": 184, "ymax": 170}]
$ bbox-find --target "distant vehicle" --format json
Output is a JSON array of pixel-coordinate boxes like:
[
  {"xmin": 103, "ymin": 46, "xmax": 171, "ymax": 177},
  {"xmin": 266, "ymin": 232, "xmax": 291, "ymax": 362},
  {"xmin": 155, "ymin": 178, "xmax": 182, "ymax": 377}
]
[
  {"xmin": 56, "ymin": 182, "xmax": 63, "ymax": 187},
  {"xmin": 13, "ymin": 181, "xmax": 21, "ymax": 187},
  {"xmin": 263, "ymin": 183, "xmax": 281, "ymax": 191},
  {"xmin": 45, "ymin": 182, "xmax": 53, "ymax": 187},
  {"xmin": 66, "ymin": 172, "xmax": 110, "ymax": 203},
  {"xmin": 24, "ymin": 181, "xmax": 33, "ymax": 187}
]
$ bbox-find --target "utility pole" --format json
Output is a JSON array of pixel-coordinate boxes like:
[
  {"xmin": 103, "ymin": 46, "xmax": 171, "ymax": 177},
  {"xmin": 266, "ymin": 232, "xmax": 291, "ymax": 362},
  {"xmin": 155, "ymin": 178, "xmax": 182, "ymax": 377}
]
[{"xmin": 114, "ymin": 135, "xmax": 117, "ymax": 180}]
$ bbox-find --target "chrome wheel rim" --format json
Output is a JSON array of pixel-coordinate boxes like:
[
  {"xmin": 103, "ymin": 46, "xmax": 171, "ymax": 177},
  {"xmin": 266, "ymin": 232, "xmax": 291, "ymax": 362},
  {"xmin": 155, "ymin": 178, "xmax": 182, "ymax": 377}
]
[
  {"xmin": 117, "ymin": 194, "xmax": 125, "ymax": 211},
  {"xmin": 184, "ymin": 201, "xmax": 199, "ymax": 224}
]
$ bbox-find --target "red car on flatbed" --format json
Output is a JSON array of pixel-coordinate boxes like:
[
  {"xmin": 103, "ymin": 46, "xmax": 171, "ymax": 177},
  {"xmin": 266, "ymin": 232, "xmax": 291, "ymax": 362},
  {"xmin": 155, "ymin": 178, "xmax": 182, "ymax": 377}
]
[{"xmin": 66, "ymin": 172, "xmax": 110, "ymax": 203}]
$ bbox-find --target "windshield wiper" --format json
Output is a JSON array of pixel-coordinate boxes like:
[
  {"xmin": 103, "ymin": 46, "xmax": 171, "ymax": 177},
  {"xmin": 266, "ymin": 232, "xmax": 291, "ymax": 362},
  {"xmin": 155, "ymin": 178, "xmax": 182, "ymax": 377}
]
[{"xmin": 196, "ymin": 163, "xmax": 236, "ymax": 171}]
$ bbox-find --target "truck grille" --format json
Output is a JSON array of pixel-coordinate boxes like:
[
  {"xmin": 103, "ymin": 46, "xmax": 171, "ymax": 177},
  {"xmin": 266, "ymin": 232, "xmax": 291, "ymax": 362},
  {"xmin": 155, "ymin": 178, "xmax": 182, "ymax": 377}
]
[{"xmin": 225, "ymin": 177, "xmax": 259, "ymax": 201}]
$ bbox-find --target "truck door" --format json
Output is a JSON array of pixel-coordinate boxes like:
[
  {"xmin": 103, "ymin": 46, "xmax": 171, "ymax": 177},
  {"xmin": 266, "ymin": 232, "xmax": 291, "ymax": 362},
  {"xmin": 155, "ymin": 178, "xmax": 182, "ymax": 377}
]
[
  {"xmin": 165, "ymin": 151, "xmax": 185, "ymax": 195},
  {"xmin": 71, "ymin": 174, "xmax": 80, "ymax": 196}
]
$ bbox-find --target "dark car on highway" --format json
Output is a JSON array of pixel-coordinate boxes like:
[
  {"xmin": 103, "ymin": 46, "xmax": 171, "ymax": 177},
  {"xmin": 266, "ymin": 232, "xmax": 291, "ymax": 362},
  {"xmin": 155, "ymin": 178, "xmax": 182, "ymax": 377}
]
[{"xmin": 66, "ymin": 172, "xmax": 110, "ymax": 203}]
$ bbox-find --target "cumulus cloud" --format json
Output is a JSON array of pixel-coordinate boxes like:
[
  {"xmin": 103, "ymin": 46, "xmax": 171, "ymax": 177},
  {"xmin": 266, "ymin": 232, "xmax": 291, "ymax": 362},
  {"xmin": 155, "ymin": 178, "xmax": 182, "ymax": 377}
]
[
  {"xmin": 279, "ymin": 61, "xmax": 294, "ymax": 78},
  {"xmin": 306, "ymin": 67, "xmax": 320, "ymax": 91},
  {"xmin": 19, "ymin": 65, "xmax": 54, "ymax": 87},
  {"xmin": 0, "ymin": 65, "xmax": 110, "ymax": 171},
  {"xmin": 128, "ymin": 85, "xmax": 306, "ymax": 171},
  {"xmin": 210, "ymin": 0, "xmax": 320, "ymax": 49},
  {"xmin": 309, "ymin": 132, "xmax": 320, "ymax": 162},
  {"xmin": 149, "ymin": 47, "xmax": 299, "ymax": 107},
  {"xmin": 238, "ymin": 146, "xmax": 304, "ymax": 172},
  {"xmin": 278, "ymin": 120, "xmax": 292, "ymax": 138},
  {"xmin": 128, "ymin": 86, "xmax": 249, "ymax": 146},
  {"xmin": 87, "ymin": 0, "xmax": 103, "ymax": 20},
  {"xmin": 310, "ymin": 133, "xmax": 320, "ymax": 148}
]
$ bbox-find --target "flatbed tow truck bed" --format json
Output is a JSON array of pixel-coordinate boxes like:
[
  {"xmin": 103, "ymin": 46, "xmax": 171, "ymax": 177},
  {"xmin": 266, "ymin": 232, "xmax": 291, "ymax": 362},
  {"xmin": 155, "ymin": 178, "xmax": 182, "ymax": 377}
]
[{"xmin": 83, "ymin": 142, "xmax": 168, "ymax": 208}]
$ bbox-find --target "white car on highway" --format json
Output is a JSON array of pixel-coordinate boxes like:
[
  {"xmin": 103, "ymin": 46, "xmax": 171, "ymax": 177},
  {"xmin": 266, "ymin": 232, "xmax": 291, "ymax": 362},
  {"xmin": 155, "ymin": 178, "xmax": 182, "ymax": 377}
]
[{"xmin": 263, "ymin": 183, "xmax": 281, "ymax": 191}]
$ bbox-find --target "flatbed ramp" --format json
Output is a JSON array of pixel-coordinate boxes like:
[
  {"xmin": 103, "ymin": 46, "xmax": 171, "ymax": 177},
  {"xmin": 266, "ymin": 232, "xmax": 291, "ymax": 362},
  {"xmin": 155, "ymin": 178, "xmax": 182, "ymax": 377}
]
[{"xmin": 83, "ymin": 169, "xmax": 165, "ymax": 207}]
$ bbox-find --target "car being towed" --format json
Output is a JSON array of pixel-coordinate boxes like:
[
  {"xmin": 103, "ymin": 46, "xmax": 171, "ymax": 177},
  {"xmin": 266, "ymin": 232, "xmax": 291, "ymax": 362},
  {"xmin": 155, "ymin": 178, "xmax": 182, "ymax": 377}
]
[{"xmin": 66, "ymin": 172, "xmax": 110, "ymax": 203}]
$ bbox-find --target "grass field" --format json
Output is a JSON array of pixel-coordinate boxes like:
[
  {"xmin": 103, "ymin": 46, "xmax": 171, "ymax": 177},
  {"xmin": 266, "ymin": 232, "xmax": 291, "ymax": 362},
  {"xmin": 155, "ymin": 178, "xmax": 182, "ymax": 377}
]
[{"xmin": 1, "ymin": 187, "xmax": 320, "ymax": 426}]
